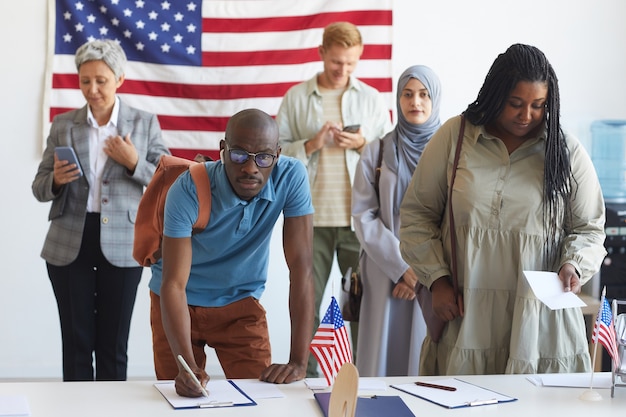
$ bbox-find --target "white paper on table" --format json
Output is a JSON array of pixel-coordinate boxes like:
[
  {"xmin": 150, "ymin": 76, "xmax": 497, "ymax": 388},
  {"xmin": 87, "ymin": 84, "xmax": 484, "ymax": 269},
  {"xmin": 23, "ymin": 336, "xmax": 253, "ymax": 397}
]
[
  {"xmin": 304, "ymin": 378, "xmax": 329, "ymax": 390},
  {"xmin": 526, "ymin": 373, "xmax": 612, "ymax": 389},
  {"xmin": 358, "ymin": 379, "xmax": 387, "ymax": 391},
  {"xmin": 305, "ymin": 377, "xmax": 387, "ymax": 391},
  {"xmin": 523, "ymin": 270, "xmax": 587, "ymax": 310},
  {"xmin": 391, "ymin": 378, "xmax": 516, "ymax": 408},
  {"xmin": 234, "ymin": 379, "xmax": 286, "ymax": 399},
  {"xmin": 0, "ymin": 395, "xmax": 30, "ymax": 416},
  {"xmin": 154, "ymin": 380, "xmax": 254, "ymax": 409}
]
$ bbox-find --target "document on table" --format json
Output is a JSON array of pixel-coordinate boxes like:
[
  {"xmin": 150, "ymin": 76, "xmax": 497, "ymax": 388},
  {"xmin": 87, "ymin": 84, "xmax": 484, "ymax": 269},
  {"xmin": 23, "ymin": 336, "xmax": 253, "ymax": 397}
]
[
  {"xmin": 305, "ymin": 377, "xmax": 387, "ymax": 391},
  {"xmin": 526, "ymin": 373, "xmax": 612, "ymax": 389},
  {"xmin": 523, "ymin": 270, "xmax": 587, "ymax": 310},
  {"xmin": 0, "ymin": 395, "xmax": 30, "ymax": 416},
  {"xmin": 154, "ymin": 380, "xmax": 256, "ymax": 409},
  {"xmin": 234, "ymin": 379, "xmax": 286, "ymax": 399},
  {"xmin": 391, "ymin": 378, "xmax": 517, "ymax": 409}
]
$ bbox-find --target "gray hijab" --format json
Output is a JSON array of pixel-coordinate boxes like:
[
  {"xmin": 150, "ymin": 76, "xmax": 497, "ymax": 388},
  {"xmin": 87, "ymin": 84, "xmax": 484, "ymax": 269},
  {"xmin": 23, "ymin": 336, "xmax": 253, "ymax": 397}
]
[{"xmin": 383, "ymin": 65, "xmax": 442, "ymax": 212}]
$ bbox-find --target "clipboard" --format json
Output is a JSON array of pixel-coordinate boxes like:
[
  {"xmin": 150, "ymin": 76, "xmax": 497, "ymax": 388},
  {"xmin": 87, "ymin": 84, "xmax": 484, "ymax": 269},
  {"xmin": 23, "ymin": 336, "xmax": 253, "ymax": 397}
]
[
  {"xmin": 314, "ymin": 392, "xmax": 415, "ymax": 417},
  {"xmin": 391, "ymin": 378, "xmax": 517, "ymax": 409},
  {"xmin": 154, "ymin": 380, "xmax": 256, "ymax": 409}
]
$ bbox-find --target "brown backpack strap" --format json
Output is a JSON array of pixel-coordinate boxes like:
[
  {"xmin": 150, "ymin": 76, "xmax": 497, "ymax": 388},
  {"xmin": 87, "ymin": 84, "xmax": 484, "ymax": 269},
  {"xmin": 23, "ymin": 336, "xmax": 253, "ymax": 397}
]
[
  {"xmin": 189, "ymin": 162, "xmax": 212, "ymax": 233},
  {"xmin": 448, "ymin": 116, "xmax": 466, "ymax": 296}
]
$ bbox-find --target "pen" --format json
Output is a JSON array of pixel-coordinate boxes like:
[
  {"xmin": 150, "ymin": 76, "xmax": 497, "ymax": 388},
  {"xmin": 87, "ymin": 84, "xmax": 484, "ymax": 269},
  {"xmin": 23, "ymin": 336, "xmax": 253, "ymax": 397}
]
[
  {"xmin": 414, "ymin": 381, "xmax": 457, "ymax": 391},
  {"xmin": 177, "ymin": 354, "xmax": 210, "ymax": 398}
]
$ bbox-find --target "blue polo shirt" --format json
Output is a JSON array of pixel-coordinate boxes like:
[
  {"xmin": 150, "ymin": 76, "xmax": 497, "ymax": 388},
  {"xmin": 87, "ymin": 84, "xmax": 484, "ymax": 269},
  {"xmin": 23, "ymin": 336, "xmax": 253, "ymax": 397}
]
[{"xmin": 148, "ymin": 155, "xmax": 313, "ymax": 307}]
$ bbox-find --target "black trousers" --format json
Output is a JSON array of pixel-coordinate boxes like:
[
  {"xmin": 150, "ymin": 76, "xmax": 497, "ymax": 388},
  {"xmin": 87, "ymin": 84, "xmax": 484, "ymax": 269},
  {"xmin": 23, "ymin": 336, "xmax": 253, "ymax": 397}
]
[{"xmin": 47, "ymin": 213, "xmax": 142, "ymax": 381}]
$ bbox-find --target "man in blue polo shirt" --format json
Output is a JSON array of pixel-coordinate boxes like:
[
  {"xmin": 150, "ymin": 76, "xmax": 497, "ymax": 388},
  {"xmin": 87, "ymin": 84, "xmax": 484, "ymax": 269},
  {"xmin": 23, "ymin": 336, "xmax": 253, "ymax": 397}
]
[{"xmin": 148, "ymin": 109, "xmax": 314, "ymax": 397}]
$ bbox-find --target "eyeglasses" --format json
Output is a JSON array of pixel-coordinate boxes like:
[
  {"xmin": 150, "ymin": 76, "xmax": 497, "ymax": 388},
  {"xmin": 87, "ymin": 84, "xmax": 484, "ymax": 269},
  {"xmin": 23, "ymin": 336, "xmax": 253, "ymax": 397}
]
[{"xmin": 225, "ymin": 144, "xmax": 277, "ymax": 168}]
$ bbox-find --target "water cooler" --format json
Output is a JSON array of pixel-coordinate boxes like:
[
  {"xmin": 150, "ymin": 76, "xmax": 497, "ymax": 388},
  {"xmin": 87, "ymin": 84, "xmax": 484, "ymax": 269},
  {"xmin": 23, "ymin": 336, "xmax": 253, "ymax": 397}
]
[{"xmin": 590, "ymin": 119, "xmax": 626, "ymax": 370}]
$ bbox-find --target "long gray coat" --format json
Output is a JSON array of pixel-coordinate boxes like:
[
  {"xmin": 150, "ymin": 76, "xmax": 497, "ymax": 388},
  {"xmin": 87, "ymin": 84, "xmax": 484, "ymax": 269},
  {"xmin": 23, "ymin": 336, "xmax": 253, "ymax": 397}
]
[
  {"xmin": 352, "ymin": 138, "xmax": 427, "ymax": 377},
  {"xmin": 32, "ymin": 100, "xmax": 169, "ymax": 267}
]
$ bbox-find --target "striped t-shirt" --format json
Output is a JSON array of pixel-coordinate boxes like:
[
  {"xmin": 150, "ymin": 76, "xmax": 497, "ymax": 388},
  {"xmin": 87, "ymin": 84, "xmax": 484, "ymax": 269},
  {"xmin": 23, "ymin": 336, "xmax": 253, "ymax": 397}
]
[{"xmin": 312, "ymin": 86, "xmax": 351, "ymax": 227}]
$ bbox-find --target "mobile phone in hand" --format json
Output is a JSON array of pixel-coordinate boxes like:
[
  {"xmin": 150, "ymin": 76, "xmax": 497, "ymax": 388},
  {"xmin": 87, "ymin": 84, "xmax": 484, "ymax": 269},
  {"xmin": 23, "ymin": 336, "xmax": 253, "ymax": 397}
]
[
  {"xmin": 55, "ymin": 146, "xmax": 83, "ymax": 177},
  {"xmin": 343, "ymin": 124, "xmax": 361, "ymax": 133}
]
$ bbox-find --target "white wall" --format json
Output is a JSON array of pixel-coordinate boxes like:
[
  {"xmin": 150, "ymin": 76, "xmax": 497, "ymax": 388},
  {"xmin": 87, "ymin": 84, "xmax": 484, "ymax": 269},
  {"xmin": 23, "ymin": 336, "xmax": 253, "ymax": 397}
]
[{"xmin": 1, "ymin": 0, "xmax": 625, "ymax": 379}]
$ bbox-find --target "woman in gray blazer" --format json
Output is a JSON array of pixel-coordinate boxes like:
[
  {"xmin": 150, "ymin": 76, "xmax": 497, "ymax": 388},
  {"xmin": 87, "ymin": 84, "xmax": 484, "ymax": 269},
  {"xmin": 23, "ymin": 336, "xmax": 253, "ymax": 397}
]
[{"xmin": 32, "ymin": 39, "xmax": 169, "ymax": 381}]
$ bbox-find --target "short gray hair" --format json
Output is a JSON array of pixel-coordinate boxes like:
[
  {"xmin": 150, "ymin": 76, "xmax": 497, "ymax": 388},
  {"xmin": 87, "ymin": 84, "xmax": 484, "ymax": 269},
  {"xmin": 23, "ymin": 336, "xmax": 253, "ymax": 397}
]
[{"xmin": 75, "ymin": 39, "xmax": 127, "ymax": 80}]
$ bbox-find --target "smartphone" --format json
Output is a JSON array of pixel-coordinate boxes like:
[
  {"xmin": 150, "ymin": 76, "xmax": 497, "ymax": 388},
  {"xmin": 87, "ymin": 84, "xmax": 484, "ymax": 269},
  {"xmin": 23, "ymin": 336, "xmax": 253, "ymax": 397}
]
[
  {"xmin": 343, "ymin": 124, "xmax": 361, "ymax": 133},
  {"xmin": 55, "ymin": 146, "xmax": 83, "ymax": 177}
]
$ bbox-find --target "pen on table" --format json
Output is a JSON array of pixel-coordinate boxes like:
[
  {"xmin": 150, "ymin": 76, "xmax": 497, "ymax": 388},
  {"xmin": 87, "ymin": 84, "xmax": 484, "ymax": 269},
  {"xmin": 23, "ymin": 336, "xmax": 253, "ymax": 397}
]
[
  {"xmin": 177, "ymin": 354, "xmax": 210, "ymax": 398},
  {"xmin": 414, "ymin": 381, "xmax": 457, "ymax": 391}
]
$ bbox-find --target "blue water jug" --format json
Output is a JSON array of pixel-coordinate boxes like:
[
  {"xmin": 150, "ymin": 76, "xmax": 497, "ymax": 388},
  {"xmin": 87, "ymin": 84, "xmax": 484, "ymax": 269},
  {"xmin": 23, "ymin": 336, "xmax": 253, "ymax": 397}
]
[{"xmin": 591, "ymin": 120, "xmax": 626, "ymax": 202}]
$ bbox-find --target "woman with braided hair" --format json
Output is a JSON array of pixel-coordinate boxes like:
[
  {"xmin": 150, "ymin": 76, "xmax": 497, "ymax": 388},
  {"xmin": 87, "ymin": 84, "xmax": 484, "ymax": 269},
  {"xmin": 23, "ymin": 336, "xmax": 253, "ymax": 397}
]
[{"xmin": 399, "ymin": 43, "xmax": 607, "ymax": 375}]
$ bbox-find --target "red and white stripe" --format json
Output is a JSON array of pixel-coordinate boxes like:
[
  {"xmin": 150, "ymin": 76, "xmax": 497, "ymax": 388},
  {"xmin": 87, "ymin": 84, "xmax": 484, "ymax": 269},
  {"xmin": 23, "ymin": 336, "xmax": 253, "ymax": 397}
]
[
  {"xmin": 310, "ymin": 323, "xmax": 353, "ymax": 386},
  {"xmin": 44, "ymin": 0, "xmax": 393, "ymax": 160}
]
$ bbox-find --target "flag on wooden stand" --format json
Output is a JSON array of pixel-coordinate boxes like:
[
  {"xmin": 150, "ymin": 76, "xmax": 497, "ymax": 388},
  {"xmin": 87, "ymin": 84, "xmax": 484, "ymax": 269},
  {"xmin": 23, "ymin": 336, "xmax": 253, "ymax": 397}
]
[{"xmin": 310, "ymin": 296, "xmax": 353, "ymax": 386}]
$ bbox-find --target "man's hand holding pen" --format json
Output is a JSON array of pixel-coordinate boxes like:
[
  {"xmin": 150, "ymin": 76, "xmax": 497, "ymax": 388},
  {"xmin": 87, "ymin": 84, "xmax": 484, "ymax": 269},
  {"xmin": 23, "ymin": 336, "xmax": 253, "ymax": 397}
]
[{"xmin": 176, "ymin": 355, "xmax": 210, "ymax": 398}]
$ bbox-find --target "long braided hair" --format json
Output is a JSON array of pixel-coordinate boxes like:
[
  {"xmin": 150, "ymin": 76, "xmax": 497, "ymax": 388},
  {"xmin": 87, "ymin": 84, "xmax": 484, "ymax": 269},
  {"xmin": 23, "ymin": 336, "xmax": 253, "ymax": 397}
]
[{"xmin": 464, "ymin": 43, "xmax": 572, "ymax": 266}]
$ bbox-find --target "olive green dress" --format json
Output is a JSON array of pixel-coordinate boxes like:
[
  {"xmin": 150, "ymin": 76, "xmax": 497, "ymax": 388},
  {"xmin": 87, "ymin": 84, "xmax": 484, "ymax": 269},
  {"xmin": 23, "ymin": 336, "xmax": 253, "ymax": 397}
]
[{"xmin": 400, "ymin": 116, "xmax": 607, "ymax": 375}]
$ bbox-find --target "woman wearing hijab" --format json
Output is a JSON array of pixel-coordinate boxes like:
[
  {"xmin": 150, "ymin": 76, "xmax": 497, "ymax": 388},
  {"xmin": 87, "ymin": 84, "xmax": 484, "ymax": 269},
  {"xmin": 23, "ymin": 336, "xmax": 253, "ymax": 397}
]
[{"xmin": 352, "ymin": 65, "xmax": 442, "ymax": 376}]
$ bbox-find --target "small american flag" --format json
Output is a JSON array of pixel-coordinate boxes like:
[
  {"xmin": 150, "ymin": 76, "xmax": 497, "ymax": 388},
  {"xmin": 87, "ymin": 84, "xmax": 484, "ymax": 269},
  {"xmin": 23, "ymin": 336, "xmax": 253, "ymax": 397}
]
[
  {"xmin": 309, "ymin": 296, "xmax": 353, "ymax": 386},
  {"xmin": 592, "ymin": 297, "xmax": 620, "ymax": 368},
  {"xmin": 45, "ymin": 0, "xmax": 393, "ymax": 160}
]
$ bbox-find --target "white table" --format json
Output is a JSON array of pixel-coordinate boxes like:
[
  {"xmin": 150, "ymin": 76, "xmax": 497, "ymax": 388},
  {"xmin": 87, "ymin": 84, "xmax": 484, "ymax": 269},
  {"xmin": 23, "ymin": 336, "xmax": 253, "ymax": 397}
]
[{"xmin": 0, "ymin": 373, "xmax": 624, "ymax": 417}]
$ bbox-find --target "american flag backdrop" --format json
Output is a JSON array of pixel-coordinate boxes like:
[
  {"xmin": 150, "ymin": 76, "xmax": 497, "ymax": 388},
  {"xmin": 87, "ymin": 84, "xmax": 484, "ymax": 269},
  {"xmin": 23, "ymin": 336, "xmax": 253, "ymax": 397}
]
[
  {"xmin": 592, "ymin": 297, "xmax": 620, "ymax": 368},
  {"xmin": 44, "ymin": 0, "xmax": 393, "ymax": 160},
  {"xmin": 309, "ymin": 296, "xmax": 352, "ymax": 386}
]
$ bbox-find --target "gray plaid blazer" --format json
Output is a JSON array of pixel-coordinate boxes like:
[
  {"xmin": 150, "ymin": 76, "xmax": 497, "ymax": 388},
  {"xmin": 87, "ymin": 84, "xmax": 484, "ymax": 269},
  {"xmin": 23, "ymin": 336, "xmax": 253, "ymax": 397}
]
[{"xmin": 32, "ymin": 100, "xmax": 170, "ymax": 267}]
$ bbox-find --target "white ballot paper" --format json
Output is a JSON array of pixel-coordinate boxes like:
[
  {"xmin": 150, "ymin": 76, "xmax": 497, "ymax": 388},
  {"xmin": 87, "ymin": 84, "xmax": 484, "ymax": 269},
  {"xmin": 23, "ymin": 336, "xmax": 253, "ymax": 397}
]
[
  {"xmin": 526, "ymin": 373, "xmax": 612, "ymax": 389},
  {"xmin": 391, "ymin": 378, "xmax": 516, "ymax": 409},
  {"xmin": 154, "ymin": 380, "xmax": 255, "ymax": 409},
  {"xmin": 523, "ymin": 271, "xmax": 587, "ymax": 310}
]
